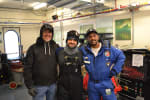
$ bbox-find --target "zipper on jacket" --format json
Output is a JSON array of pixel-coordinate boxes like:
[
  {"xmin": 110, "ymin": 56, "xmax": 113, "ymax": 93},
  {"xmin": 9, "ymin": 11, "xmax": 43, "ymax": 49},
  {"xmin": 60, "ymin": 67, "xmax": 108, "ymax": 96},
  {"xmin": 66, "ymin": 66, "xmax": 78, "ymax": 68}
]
[
  {"xmin": 44, "ymin": 43, "xmax": 46, "ymax": 55},
  {"xmin": 44, "ymin": 42, "xmax": 51, "ymax": 55},
  {"xmin": 93, "ymin": 56, "xmax": 97, "ymax": 81},
  {"xmin": 48, "ymin": 42, "xmax": 51, "ymax": 55},
  {"xmin": 93, "ymin": 56, "xmax": 95, "ymax": 68}
]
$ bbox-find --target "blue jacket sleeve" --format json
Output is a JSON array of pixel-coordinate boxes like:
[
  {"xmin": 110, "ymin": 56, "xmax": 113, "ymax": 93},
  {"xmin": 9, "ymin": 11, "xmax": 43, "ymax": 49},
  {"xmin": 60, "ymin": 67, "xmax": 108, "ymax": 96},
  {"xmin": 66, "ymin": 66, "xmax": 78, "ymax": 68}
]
[
  {"xmin": 56, "ymin": 47, "xmax": 64, "ymax": 55},
  {"xmin": 109, "ymin": 47, "xmax": 126, "ymax": 77}
]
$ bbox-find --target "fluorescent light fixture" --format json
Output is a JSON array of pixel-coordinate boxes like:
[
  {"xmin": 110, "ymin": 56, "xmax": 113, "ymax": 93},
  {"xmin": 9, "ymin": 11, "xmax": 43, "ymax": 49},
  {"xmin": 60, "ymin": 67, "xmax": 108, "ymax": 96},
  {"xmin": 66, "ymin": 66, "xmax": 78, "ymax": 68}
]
[
  {"xmin": 96, "ymin": 0, "xmax": 104, "ymax": 3},
  {"xmin": 131, "ymin": 2, "xmax": 140, "ymax": 6},
  {"xmin": 33, "ymin": 3, "xmax": 47, "ymax": 10},
  {"xmin": 80, "ymin": 0, "xmax": 91, "ymax": 2},
  {"xmin": 87, "ymin": 3, "xmax": 92, "ymax": 5},
  {"xmin": 31, "ymin": 2, "xmax": 40, "ymax": 7},
  {"xmin": 57, "ymin": 9, "xmax": 64, "ymax": 15},
  {"xmin": 48, "ymin": 5, "xmax": 56, "ymax": 9}
]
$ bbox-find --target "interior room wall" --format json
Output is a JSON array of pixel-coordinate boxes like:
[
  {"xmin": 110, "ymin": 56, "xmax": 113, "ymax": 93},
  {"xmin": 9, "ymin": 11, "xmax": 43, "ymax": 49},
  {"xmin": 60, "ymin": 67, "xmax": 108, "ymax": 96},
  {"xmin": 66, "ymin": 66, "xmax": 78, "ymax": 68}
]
[
  {"xmin": 0, "ymin": 25, "xmax": 41, "ymax": 53},
  {"xmin": 0, "ymin": 8, "xmax": 46, "ymax": 53},
  {"xmin": 0, "ymin": 8, "xmax": 46, "ymax": 22},
  {"xmin": 133, "ymin": 6, "xmax": 150, "ymax": 48},
  {"xmin": 47, "ymin": 5, "xmax": 150, "ymax": 49},
  {"xmin": 1, "ymin": 1, "xmax": 150, "ymax": 54},
  {"xmin": 20, "ymin": 25, "xmax": 41, "ymax": 52}
]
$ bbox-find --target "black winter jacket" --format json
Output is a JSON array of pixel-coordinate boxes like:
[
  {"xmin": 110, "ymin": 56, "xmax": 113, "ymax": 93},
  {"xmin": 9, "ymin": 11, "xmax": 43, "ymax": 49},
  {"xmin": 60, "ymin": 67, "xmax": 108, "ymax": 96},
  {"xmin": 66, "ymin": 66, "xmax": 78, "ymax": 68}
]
[{"xmin": 24, "ymin": 37, "xmax": 59, "ymax": 89}]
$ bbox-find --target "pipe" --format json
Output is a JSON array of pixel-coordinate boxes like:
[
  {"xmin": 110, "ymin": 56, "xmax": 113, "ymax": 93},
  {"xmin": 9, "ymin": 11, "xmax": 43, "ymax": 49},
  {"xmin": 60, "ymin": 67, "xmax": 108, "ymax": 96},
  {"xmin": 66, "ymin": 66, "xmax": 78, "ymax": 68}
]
[
  {"xmin": 48, "ymin": 8, "xmax": 120, "ymax": 23},
  {"xmin": 0, "ymin": 8, "xmax": 120, "ymax": 24},
  {"xmin": 0, "ymin": 17, "xmax": 43, "ymax": 21},
  {"xmin": 0, "ymin": 3, "xmax": 150, "ymax": 25},
  {"xmin": 46, "ymin": 3, "xmax": 150, "ymax": 23},
  {"xmin": 115, "ymin": 0, "xmax": 117, "ymax": 8},
  {"xmin": 0, "ymin": 22, "xmax": 42, "ymax": 24},
  {"xmin": 131, "ymin": 10, "xmax": 134, "ymax": 46}
]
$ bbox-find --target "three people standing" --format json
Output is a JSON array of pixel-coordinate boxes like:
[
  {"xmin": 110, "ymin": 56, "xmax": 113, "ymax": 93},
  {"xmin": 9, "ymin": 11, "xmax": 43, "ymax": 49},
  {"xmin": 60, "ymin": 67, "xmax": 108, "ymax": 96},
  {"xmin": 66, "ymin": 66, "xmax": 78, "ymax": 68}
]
[{"xmin": 24, "ymin": 24, "xmax": 125, "ymax": 100}]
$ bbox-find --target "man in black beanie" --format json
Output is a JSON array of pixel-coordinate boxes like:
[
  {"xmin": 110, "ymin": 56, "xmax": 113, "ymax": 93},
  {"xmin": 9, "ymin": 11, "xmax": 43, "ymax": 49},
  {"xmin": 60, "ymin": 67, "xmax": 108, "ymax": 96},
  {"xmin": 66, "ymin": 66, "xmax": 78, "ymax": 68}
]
[
  {"xmin": 24, "ymin": 24, "xmax": 59, "ymax": 100},
  {"xmin": 56, "ymin": 30, "xmax": 83, "ymax": 100}
]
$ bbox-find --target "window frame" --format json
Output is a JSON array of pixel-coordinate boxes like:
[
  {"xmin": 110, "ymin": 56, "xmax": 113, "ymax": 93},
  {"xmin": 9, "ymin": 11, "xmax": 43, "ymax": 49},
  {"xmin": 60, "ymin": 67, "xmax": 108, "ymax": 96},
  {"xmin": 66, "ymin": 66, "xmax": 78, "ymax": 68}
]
[{"xmin": 3, "ymin": 27, "xmax": 21, "ymax": 60}]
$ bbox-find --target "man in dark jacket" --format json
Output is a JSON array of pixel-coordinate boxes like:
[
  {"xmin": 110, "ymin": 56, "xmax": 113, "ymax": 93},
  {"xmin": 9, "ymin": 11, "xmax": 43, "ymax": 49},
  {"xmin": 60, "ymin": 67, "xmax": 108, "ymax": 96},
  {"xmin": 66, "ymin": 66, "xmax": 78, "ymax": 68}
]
[
  {"xmin": 24, "ymin": 24, "xmax": 59, "ymax": 100},
  {"xmin": 56, "ymin": 30, "xmax": 83, "ymax": 100}
]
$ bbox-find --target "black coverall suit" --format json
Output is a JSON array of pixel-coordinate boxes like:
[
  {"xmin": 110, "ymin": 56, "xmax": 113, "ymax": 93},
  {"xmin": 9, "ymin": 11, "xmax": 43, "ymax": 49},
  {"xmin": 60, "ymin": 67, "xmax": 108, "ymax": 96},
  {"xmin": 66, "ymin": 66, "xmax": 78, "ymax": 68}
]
[{"xmin": 57, "ymin": 48, "xmax": 83, "ymax": 100}]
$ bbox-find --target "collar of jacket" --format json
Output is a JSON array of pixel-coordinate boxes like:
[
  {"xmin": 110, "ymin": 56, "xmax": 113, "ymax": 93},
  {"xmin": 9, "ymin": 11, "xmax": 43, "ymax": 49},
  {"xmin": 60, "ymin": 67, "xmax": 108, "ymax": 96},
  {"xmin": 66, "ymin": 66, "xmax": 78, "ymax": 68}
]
[
  {"xmin": 85, "ymin": 43, "xmax": 105, "ymax": 56},
  {"xmin": 64, "ymin": 46, "xmax": 79, "ymax": 55}
]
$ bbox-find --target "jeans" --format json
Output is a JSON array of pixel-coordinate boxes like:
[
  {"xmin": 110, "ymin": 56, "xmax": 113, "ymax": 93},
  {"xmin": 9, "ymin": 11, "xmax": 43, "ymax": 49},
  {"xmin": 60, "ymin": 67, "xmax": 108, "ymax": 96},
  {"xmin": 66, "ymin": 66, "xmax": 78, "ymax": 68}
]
[{"xmin": 33, "ymin": 83, "xmax": 57, "ymax": 100}]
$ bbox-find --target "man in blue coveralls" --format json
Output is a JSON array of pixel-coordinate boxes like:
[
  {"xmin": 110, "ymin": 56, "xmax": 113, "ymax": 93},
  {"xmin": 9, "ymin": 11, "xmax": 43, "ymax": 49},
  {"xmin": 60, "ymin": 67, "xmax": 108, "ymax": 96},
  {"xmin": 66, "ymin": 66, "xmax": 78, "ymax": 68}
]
[{"xmin": 80, "ymin": 29, "xmax": 125, "ymax": 100}]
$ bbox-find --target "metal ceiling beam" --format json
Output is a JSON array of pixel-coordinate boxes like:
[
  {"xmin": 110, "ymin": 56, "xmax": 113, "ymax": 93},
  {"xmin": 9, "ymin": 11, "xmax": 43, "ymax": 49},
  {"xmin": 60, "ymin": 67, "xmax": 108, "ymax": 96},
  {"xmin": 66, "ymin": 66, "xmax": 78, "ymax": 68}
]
[
  {"xmin": 47, "ymin": 0, "xmax": 62, "ymax": 5},
  {"xmin": 71, "ymin": 2, "xmax": 91, "ymax": 9},
  {"xmin": 56, "ymin": 0, "xmax": 77, "ymax": 7},
  {"xmin": 79, "ymin": 4, "xmax": 104, "ymax": 11}
]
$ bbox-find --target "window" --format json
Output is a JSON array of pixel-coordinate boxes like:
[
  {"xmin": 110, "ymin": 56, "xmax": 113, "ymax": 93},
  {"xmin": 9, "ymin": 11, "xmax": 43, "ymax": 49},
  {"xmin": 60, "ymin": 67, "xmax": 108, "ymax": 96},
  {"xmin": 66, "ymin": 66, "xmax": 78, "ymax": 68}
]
[{"xmin": 4, "ymin": 30, "xmax": 20, "ymax": 60}]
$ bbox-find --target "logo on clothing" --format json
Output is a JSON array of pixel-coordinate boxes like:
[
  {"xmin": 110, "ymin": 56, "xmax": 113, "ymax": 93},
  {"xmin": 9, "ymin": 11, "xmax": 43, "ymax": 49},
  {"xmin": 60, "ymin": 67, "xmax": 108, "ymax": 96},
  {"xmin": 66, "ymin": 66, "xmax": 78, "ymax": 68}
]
[
  {"xmin": 84, "ymin": 57, "xmax": 88, "ymax": 60},
  {"xmin": 84, "ymin": 57, "xmax": 90, "ymax": 64},
  {"xmin": 105, "ymin": 50, "xmax": 110, "ymax": 57},
  {"xmin": 105, "ymin": 89, "xmax": 112, "ymax": 95}
]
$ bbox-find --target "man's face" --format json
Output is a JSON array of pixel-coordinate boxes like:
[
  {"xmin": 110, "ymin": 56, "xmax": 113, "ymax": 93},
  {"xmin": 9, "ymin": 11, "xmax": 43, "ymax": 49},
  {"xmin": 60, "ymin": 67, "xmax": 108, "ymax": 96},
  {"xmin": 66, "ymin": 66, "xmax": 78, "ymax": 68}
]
[
  {"xmin": 42, "ymin": 30, "xmax": 52, "ymax": 42},
  {"xmin": 67, "ymin": 38, "xmax": 78, "ymax": 48},
  {"xmin": 87, "ymin": 33, "xmax": 99, "ymax": 46}
]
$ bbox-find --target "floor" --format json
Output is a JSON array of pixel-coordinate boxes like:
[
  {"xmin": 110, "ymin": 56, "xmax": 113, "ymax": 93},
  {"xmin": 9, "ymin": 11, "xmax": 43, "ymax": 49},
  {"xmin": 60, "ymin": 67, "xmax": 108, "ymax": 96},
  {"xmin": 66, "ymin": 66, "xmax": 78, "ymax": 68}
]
[
  {"xmin": 0, "ymin": 84, "xmax": 144, "ymax": 100},
  {"xmin": 0, "ymin": 84, "xmax": 32, "ymax": 100}
]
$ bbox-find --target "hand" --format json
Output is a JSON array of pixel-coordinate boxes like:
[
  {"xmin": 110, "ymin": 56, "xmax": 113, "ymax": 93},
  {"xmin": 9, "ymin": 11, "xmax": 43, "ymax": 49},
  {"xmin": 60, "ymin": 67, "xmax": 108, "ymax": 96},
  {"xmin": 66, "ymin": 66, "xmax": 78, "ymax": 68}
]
[
  {"xmin": 28, "ymin": 88, "xmax": 37, "ymax": 97},
  {"xmin": 109, "ymin": 69, "xmax": 117, "ymax": 78}
]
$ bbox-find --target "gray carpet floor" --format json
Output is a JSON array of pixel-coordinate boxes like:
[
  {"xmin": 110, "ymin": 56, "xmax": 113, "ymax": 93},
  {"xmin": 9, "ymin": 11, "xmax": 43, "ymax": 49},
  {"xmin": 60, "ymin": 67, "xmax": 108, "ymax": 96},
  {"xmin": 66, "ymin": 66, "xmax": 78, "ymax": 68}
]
[{"xmin": 0, "ymin": 84, "xmax": 32, "ymax": 100}]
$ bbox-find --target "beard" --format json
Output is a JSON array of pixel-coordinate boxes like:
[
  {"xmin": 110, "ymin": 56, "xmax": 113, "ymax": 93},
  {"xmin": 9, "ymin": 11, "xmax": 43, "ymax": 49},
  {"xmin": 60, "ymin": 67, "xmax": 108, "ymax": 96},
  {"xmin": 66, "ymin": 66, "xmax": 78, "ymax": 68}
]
[
  {"xmin": 67, "ymin": 43, "xmax": 77, "ymax": 49},
  {"xmin": 89, "ymin": 40, "xmax": 98, "ymax": 46}
]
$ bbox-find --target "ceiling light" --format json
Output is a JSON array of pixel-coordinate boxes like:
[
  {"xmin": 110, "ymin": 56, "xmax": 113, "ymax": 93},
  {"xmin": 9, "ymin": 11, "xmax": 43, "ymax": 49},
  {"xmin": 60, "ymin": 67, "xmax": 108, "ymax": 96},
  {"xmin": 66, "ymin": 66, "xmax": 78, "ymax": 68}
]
[
  {"xmin": 80, "ymin": 0, "xmax": 91, "ymax": 2},
  {"xmin": 96, "ymin": 0, "xmax": 104, "ymax": 3},
  {"xmin": 48, "ymin": 5, "xmax": 56, "ymax": 9},
  {"xmin": 131, "ymin": 2, "xmax": 140, "ymax": 6},
  {"xmin": 33, "ymin": 3, "xmax": 47, "ymax": 10},
  {"xmin": 87, "ymin": 3, "xmax": 92, "ymax": 5},
  {"xmin": 57, "ymin": 9, "xmax": 64, "ymax": 15},
  {"xmin": 31, "ymin": 2, "xmax": 40, "ymax": 7}
]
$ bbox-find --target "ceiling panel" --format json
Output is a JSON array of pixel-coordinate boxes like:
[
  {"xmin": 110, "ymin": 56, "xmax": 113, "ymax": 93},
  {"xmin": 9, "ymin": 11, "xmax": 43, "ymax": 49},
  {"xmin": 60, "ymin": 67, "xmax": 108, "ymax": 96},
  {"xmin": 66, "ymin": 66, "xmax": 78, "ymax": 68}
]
[
  {"xmin": 0, "ymin": 0, "xmax": 48, "ymax": 10},
  {"xmin": 0, "ymin": 0, "xmax": 115, "ymax": 12}
]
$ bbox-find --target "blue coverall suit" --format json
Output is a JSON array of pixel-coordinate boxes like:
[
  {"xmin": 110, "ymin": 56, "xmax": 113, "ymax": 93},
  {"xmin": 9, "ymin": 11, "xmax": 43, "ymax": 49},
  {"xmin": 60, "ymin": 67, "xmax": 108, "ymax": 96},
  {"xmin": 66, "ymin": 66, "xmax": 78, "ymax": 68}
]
[{"xmin": 80, "ymin": 44, "xmax": 125, "ymax": 100}]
